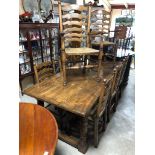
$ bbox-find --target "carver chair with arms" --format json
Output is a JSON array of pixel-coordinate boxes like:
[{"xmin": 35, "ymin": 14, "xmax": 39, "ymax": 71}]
[
  {"xmin": 58, "ymin": 0, "xmax": 103, "ymax": 85},
  {"xmin": 89, "ymin": 7, "xmax": 117, "ymax": 66}
]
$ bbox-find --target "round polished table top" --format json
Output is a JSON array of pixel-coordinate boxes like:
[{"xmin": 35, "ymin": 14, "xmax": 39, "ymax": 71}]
[{"xmin": 19, "ymin": 103, "xmax": 58, "ymax": 155}]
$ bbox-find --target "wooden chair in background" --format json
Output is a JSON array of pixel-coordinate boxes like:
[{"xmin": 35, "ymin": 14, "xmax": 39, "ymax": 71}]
[
  {"xmin": 34, "ymin": 61, "xmax": 55, "ymax": 84},
  {"xmin": 34, "ymin": 61, "xmax": 56, "ymax": 107},
  {"xmin": 89, "ymin": 7, "xmax": 117, "ymax": 66},
  {"xmin": 89, "ymin": 75, "xmax": 113, "ymax": 147},
  {"xmin": 107, "ymin": 64, "xmax": 123, "ymax": 122},
  {"xmin": 58, "ymin": 1, "xmax": 103, "ymax": 85},
  {"xmin": 108, "ymin": 25, "xmax": 128, "ymax": 58},
  {"xmin": 90, "ymin": 7, "xmax": 111, "ymax": 40},
  {"xmin": 117, "ymin": 55, "xmax": 129, "ymax": 98}
]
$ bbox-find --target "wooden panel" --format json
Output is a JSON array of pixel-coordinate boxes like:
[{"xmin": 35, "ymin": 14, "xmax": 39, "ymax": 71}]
[
  {"xmin": 62, "ymin": 13, "xmax": 87, "ymax": 19},
  {"xmin": 19, "ymin": 103, "xmax": 58, "ymax": 155},
  {"xmin": 65, "ymin": 38, "xmax": 83, "ymax": 43},
  {"xmin": 19, "ymin": 23, "xmax": 58, "ymax": 29},
  {"xmin": 92, "ymin": 9, "xmax": 110, "ymax": 15},
  {"xmin": 62, "ymin": 4, "xmax": 88, "ymax": 11},
  {"xmin": 62, "ymin": 21, "xmax": 87, "ymax": 26},
  {"xmin": 90, "ymin": 31, "xmax": 103, "ymax": 35},
  {"xmin": 91, "ymin": 17, "xmax": 110, "ymax": 22},
  {"xmin": 64, "ymin": 33, "xmax": 83, "ymax": 38},
  {"xmin": 63, "ymin": 27, "xmax": 83, "ymax": 33}
]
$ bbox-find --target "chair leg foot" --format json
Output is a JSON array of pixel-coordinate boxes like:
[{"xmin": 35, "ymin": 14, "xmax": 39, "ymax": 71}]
[{"xmin": 103, "ymin": 108, "xmax": 107, "ymax": 131}]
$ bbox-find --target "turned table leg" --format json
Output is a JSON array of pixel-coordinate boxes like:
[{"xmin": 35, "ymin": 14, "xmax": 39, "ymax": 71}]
[
  {"xmin": 37, "ymin": 100, "xmax": 44, "ymax": 107},
  {"xmin": 78, "ymin": 117, "xmax": 88, "ymax": 154}
]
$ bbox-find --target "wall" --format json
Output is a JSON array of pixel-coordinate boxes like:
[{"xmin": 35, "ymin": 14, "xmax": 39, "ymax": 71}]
[{"xmin": 110, "ymin": 9, "xmax": 122, "ymax": 30}]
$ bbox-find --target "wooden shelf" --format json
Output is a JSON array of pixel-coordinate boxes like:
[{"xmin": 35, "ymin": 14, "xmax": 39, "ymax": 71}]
[{"xmin": 19, "ymin": 23, "xmax": 60, "ymax": 92}]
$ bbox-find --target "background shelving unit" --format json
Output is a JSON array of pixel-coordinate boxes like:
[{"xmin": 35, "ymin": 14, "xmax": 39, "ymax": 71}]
[{"xmin": 19, "ymin": 23, "xmax": 60, "ymax": 92}]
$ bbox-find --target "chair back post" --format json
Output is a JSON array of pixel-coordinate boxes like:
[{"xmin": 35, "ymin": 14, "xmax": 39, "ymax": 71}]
[
  {"xmin": 86, "ymin": 5, "xmax": 91, "ymax": 48},
  {"xmin": 111, "ymin": 67, "xmax": 117, "ymax": 95},
  {"xmin": 58, "ymin": 0, "xmax": 65, "ymax": 50},
  {"xmin": 119, "ymin": 55, "xmax": 129, "ymax": 85},
  {"xmin": 34, "ymin": 64, "xmax": 39, "ymax": 84},
  {"xmin": 96, "ymin": 41, "xmax": 103, "ymax": 81},
  {"xmin": 97, "ymin": 79, "xmax": 105, "ymax": 117},
  {"xmin": 115, "ymin": 64, "xmax": 123, "ymax": 91},
  {"xmin": 97, "ymin": 76, "xmax": 113, "ymax": 117}
]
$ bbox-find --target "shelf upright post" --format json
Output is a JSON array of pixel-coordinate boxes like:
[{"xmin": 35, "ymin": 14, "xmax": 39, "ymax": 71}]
[
  {"xmin": 39, "ymin": 29, "xmax": 44, "ymax": 62},
  {"xmin": 48, "ymin": 28, "xmax": 53, "ymax": 61},
  {"xmin": 26, "ymin": 30, "xmax": 35, "ymax": 84}
]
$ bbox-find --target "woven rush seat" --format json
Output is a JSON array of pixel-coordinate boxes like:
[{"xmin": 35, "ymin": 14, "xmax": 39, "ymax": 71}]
[{"xmin": 65, "ymin": 47, "xmax": 99, "ymax": 55}]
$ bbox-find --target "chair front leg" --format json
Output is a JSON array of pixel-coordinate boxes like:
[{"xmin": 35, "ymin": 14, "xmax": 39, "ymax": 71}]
[
  {"xmin": 103, "ymin": 107, "xmax": 107, "ymax": 131},
  {"xmin": 94, "ymin": 117, "xmax": 99, "ymax": 148},
  {"xmin": 107, "ymin": 97, "xmax": 112, "ymax": 123},
  {"xmin": 113, "ymin": 92, "xmax": 119, "ymax": 112}
]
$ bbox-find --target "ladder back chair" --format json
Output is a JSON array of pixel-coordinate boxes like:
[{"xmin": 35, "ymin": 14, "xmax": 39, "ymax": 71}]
[
  {"xmin": 107, "ymin": 64, "xmax": 123, "ymax": 122},
  {"xmin": 89, "ymin": 7, "xmax": 117, "ymax": 66},
  {"xmin": 89, "ymin": 75, "xmax": 113, "ymax": 147},
  {"xmin": 109, "ymin": 25, "xmax": 128, "ymax": 57},
  {"xmin": 34, "ymin": 61, "xmax": 55, "ymax": 84},
  {"xmin": 58, "ymin": 0, "xmax": 103, "ymax": 85},
  {"xmin": 118, "ymin": 55, "xmax": 129, "ymax": 98},
  {"xmin": 90, "ymin": 7, "xmax": 111, "ymax": 39},
  {"xmin": 34, "ymin": 60, "xmax": 60, "ymax": 108}
]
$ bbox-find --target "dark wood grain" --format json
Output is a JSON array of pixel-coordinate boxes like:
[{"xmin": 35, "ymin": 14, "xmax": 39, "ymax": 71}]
[{"xmin": 19, "ymin": 103, "xmax": 58, "ymax": 155}]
